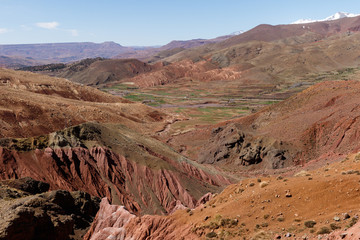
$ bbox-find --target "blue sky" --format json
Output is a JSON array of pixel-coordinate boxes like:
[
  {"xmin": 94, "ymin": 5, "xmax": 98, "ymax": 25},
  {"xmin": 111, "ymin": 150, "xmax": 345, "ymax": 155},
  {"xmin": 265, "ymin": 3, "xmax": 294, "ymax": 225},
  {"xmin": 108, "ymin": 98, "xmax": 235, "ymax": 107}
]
[{"xmin": 1, "ymin": 0, "xmax": 360, "ymax": 46}]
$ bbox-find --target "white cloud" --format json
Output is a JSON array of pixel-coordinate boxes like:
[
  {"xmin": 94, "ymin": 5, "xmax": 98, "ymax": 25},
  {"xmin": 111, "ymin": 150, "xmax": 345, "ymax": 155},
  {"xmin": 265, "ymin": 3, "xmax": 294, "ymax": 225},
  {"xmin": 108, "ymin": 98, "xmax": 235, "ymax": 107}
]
[
  {"xmin": 69, "ymin": 29, "xmax": 78, "ymax": 36},
  {"xmin": 34, "ymin": 21, "xmax": 78, "ymax": 37},
  {"xmin": 36, "ymin": 21, "xmax": 59, "ymax": 30},
  {"xmin": 0, "ymin": 28, "xmax": 9, "ymax": 34}
]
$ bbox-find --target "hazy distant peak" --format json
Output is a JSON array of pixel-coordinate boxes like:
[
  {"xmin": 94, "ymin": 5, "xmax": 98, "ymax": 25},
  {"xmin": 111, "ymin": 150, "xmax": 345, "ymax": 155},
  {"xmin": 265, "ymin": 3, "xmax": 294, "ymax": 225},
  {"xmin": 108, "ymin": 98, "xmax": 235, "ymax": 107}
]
[
  {"xmin": 101, "ymin": 41, "xmax": 123, "ymax": 47},
  {"xmin": 292, "ymin": 11, "xmax": 360, "ymax": 24}
]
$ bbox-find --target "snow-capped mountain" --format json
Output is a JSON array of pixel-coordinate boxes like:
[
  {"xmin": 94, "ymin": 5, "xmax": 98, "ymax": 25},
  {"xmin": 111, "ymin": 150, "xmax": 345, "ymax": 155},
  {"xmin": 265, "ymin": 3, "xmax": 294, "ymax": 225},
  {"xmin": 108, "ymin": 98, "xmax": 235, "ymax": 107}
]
[
  {"xmin": 230, "ymin": 30, "xmax": 244, "ymax": 35},
  {"xmin": 292, "ymin": 12, "xmax": 360, "ymax": 24}
]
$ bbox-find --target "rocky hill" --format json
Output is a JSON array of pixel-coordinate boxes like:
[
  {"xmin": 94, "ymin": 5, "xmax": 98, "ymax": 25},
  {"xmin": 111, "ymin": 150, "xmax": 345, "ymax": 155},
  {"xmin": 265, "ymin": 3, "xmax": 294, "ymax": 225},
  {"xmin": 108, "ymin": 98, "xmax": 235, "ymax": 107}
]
[
  {"xmin": 85, "ymin": 152, "xmax": 360, "ymax": 239},
  {"xmin": 0, "ymin": 177, "xmax": 100, "ymax": 240},
  {"xmin": 197, "ymin": 80, "xmax": 360, "ymax": 173}
]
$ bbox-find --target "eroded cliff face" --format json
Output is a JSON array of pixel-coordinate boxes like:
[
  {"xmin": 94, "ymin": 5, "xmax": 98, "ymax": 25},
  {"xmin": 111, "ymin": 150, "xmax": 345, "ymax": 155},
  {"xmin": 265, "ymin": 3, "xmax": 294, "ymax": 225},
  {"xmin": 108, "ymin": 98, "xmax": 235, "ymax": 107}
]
[{"xmin": 0, "ymin": 122, "xmax": 231, "ymax": 216}]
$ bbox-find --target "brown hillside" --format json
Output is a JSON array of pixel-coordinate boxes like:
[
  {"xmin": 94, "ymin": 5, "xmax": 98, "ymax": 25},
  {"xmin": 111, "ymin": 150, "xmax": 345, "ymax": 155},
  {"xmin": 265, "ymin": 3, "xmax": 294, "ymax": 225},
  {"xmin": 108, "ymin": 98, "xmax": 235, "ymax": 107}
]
[
  {"xmin": 117, "ymin": 31, "xmax": 360, "ymax": 92},
  {"xmin": 216, "ymin": 15, "xmax": 360, "ymax": 48},
  {"xmin": 56, "ymin": 58, "xmax": 156, "ymax": 86},
  {"xmin": 20, "ymin": 58, "xmax": 158, "ymax": 86},
  {"xmin": 0, "ymin": 55, "xmax": 48, "ymax": 69},
  {"xmin": 0, "ymin": 68, "xmax": 170, "ymax": 138}
]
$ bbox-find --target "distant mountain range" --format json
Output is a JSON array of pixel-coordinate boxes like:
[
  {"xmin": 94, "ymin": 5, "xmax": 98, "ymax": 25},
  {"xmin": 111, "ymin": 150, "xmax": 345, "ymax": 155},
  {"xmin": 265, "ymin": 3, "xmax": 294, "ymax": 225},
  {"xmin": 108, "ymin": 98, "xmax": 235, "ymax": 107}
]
[
  {"xmin": 18, "ymin": 13, "xmax": 360, "ymax": 89},
  {"xmin": 0, "ymin": 33, "xmax": 238, "ymax": 68},
  {"xmin": 0, "ymin": 42, "xmax": 136, "ymax": 66},
  {"xmin": 292, "ymin": 11, "xmax": 360, "ymax": 24}
]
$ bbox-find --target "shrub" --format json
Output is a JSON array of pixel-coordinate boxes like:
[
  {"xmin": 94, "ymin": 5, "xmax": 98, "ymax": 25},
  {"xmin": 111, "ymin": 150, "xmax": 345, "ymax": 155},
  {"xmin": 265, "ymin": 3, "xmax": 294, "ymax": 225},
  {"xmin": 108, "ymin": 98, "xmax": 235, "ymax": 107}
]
[
  {"xmin": 208, "ymin": 222, "xmax": 219, "ymax": 229},
  {"xmin": 304, "ymin": 220, "xmax": 317, "ymax": 228},
  {"xmin": 317, "ymin": 227, "xmax": 331, "ymax": 234},
  {"xmin": 330, "ymin": 223, "xmax": 340, "ymax": 230},
  {"xmin": 205, "ymin": 231, "xmax": 217, "ymax": 238}
]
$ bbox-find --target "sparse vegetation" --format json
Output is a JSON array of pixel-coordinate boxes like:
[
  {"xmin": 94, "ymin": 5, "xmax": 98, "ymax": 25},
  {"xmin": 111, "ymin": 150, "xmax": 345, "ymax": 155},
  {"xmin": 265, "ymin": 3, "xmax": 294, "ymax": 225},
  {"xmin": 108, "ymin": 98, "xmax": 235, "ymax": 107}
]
[
  {"xmin": 261, "ymin": 222, "xmax": 269, "ymax": 227},
  {"xmin": 124, "ymin": 93, "xmax": 166, "ymax": 106},
  {"xmin": 347, "ymin": 217, "xmax": 358, "ymax": 228}
]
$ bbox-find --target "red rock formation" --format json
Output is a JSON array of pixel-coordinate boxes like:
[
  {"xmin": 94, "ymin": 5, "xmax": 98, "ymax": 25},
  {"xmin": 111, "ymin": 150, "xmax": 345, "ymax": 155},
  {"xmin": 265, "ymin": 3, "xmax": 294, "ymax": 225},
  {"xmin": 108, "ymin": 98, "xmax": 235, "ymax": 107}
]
[
  {"xmin": 0, "ymin": 146, "xmax": 229, "ymax": 215},
  {"xmin": 84, "ymin": 198, "xmax": 197, "ymax": 240},
  {"xmin": 0, "ymin": 123, "xmax": 231, "ymax": 215},
  {"xmin": 84, "ymin": 198, "xmax": 135, "ymax": 240}
]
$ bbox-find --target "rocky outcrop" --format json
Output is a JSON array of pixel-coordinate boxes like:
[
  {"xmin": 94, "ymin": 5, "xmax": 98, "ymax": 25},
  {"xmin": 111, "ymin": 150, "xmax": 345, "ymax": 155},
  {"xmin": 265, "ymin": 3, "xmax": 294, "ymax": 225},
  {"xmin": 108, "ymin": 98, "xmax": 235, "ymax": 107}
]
[
  {"xmin": 0, "ymin": 178, "xmax": 100, "ymax": 240},
  {"xmin": 0, "ymin": 122, "xmax": 231, "ymax": 216},
  {"xmin": 199, "ymin": 123, "xmax": 294, "ymax": 169},
  {"xmin": 1, "ymin": 176, "xmax": 50, "ymax": 194},
  {"xmin": 326, "ymin": 220, "xmax": 360, "ymax": 239}
]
